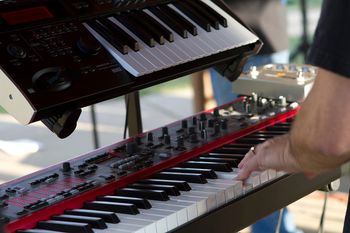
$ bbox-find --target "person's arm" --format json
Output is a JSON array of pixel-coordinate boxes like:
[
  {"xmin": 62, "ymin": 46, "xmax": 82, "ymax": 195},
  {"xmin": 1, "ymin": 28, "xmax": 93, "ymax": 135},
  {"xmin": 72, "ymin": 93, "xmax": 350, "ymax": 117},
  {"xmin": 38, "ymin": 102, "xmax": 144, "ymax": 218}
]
[{"xmin": 237, "ymin": 68, "xmax": 350, "ymax": 180}]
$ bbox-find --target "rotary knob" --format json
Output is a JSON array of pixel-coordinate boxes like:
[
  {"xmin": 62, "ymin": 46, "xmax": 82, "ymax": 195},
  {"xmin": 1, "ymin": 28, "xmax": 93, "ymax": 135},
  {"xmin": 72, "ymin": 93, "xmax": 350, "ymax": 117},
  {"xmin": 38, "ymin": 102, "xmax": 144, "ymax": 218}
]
[
  {"xmin": 6, "ymin": 44, "xmax": 27, "ymax": 59},
  {"xmin": 77, "ymin": 37, "xmax": 101, "ymax": 56},
  {"xmin": 32, "ymin": 67, "xmax": 72, "ymax": 92}
]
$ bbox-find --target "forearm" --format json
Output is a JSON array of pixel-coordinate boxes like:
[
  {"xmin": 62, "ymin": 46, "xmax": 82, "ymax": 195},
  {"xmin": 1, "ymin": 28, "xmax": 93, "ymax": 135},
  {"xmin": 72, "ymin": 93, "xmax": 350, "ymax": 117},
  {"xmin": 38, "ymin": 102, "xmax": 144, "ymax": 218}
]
[{"xmin": 289, "ymin": 68, "xmax": 350, "ymax": 173}]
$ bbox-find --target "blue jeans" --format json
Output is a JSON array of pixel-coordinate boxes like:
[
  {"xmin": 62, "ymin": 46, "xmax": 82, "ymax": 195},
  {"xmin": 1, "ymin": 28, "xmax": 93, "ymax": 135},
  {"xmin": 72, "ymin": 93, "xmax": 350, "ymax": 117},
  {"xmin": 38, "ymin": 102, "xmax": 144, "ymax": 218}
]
[{"xmin": 210, "ymin": 50, "xmax": 302, "ymax": 233}]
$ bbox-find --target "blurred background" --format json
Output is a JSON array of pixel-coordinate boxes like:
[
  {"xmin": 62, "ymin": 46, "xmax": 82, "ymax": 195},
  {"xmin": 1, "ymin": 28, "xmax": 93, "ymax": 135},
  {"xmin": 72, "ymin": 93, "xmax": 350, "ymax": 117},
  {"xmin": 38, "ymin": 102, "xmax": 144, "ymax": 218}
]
[{"xmin": 0, "ymin": 1, "xmax": 348, "ymax": 232}]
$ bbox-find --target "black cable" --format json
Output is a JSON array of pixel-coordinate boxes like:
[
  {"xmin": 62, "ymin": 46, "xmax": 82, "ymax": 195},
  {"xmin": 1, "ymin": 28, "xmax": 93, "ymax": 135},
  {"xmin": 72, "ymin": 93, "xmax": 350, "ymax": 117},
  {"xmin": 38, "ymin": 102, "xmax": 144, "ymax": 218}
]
[
  {"xmin": 90, "ymin": 105, "xmax": 100, "ymax": 149},
  {"xmin": 123, "ymin": 95, "xmax": 129, "ymax": 139},
  {"xmin": 317, "ymin": 192, "xmax": 328, "ymax": 233}
]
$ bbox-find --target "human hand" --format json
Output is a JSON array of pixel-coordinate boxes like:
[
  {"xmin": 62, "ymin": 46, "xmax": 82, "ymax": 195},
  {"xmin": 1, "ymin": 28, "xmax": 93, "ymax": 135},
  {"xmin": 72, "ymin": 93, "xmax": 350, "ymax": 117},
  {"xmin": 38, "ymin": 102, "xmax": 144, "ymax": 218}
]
[{"xmin": 236, "ymin": 134, "xmax": 304, "ymax": 181}]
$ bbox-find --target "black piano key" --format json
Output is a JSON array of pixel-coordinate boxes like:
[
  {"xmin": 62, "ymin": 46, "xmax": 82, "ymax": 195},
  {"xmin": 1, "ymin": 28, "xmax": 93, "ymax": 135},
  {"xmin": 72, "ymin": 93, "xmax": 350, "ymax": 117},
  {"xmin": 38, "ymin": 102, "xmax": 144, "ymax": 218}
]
[
  {"xmin": 64, "ymin": 209, "xmax": 120, "ymax": 223},
  {"xmin": 128, "ymin": 11, "xmax": 165, "ymax": 45},
  {"xmin": 213, "ymin": 148, "xmax": 249, "ymax": 154},
  {"xmin": 275, "ymin": 122, "xmax": 293, "ymax": 126},
  {"xmin": 191, "ymin": 0, "xmax": 227, "ymax": 27},
  {"xmin": 116, "ymin": 188, "xmax": 169, "ymax": 201},
  {"xmin": 128, "ymin": 183, "xmax": 181, "ymax": 196},
  {"xmin": 17, "ymin": 230, "xmax": 64, "ymax": 233},
  {"xmin": 183, "ymin": 1, "xmax": 220, "ymax": 29},
  {"xmin": 114, "ymin": 14, "xmax": 156, "ymax": 47},
  {"xmin": 254, "ymin": 130, "xmax": 286, "ymax": 135},
  {"xmin": 97, "ymin": 17, "xmax": 139, "ymax": 51},
  {"xmin": 207, "ymin": 152, "xmax": 245, "ymax": 160},
  {"xmin": 136, "ymin": 11, "xmax": 174, "ymax": 42},
  {"xmin": 138, "ymin": 179, "xmax": 192, "ymax": 191},
  {"xmin": 154, "ymin": 171, "xmax": 207, "ymax": 184},
  {"xmin": 242, "ymin": 134, "xmax": 274, "ymax": 139},
  {"xmin": 84, "ymin": 201, "xmax": 139, "ymax": 215},
  {"xmin": 235, "ymin": 138, "xmax": 267, "ymax": 144},
  {"xmin": 181, "ymin": 161, "xmax": 232, "ymax": 172},
  {"xmin": 167, "ymin": 167, "xmax": 217, "ymax": 179},
  {"xmin": 96, "ymin": 196, "xmax": 152, "ymax": 209},
  {"xmin": 194, "ymin": 157, "xmax": 239, "ymax": 167},
  {"xmin": 158, "ymin": 5, "xmax": 197, "ymax": 36},
  {"xmin": 266, "ymin": 125, "xmax": 290, "ymax": 132},
  {"xmin": 224, "ymin": 143, "xmax": 255, "ymax": 148},
  {"xmin": 147, "ymin": 6, "xmax": 188, "ymax": 38},
  {"xmin": 172, "ymin": 1, "xmax": 211, "ymax": 32},
  {"xmin": 51, "ymin": 215, "xmax": 107, "ymax": 229},
  {"xmin": 37, "ymin": 220, "xmax": 94, "ymax": 233},
  {"xmin": 87, "ymin": 20, "xmax": 128, "ymax": 54}
]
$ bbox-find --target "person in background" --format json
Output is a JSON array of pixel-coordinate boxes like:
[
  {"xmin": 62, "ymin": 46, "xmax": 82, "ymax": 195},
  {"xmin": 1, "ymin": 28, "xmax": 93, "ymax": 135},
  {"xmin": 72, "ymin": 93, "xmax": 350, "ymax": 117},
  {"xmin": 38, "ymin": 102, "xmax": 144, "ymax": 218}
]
[
  {"xmin": 210, "ymin": 0, "xmax": 302, "ymax": 233},
  {"xmin": 235, "ymin": 0, "xmax": 350, "ymax": 232}
]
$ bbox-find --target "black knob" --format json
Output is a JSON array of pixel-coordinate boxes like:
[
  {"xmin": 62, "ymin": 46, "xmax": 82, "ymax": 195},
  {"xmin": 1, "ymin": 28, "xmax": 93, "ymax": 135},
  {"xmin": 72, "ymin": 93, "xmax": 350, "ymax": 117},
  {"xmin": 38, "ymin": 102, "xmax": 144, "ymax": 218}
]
[
  {"xmin": 192, "ymin": 117, "xmax": 197, "ymax": 125},
  {"xmin": 164, "ymin": 135, "xmax": 171, "ymax": 145},
  {"xmin": 201, "ymin": 129, "xmax": 208, "ymax": 139},
  {"xmin": 213, "ymin": 109, "xmax": 220, "ymax": 117},
  {"xmin": 6, "ymin": 43, "xmax": 27, "ymax": 59},
  {"xmin": 208, "ymin": 119, "xmax": 215, "ymax": 128},
  {"xmin": 181, "ymin": 119, "xmax": 188, "ymax": 129},
  {"xmin": 62, "ymin": 162, "xmax": 71, "ymax": 172},
  {"xmin": 199, "ymin": 121, "xmax": 206, "ymax": 131},
  {"xmin": 220, "ymin": 119, "xmax": 228, "ymax": 130},
  {"xmin": 77, "ymin": 37, "xmax": 101, "ymax": 56},
  {"xmin": 199, "ymin": 113, "xmax": 207, "ymax": 121},
  {"xmin": 162, "ymin": 127, "xmax": 168, "ymax": 136},
  {"xmin": 214, "ymin": 123, "xmax": 220, "ymax": 134},
  {"xmin": 177, "ymin": 136, "xmax": 185, "ymax": 149},
  {"xmin": 126, "ymin": 142, "xmax": 138, "ymax": 154},
  {"xmin": 147, "ymin": 132, "xmax": 153, "ymax": 142},
  {"xmin": 32, "ymin": 67, "xmax": 72, "ymax": 92}
]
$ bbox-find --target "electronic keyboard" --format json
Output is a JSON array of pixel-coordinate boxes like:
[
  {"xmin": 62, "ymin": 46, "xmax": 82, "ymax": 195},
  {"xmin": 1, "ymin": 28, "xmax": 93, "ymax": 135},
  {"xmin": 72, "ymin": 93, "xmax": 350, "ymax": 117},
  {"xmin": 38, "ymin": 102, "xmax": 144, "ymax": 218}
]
[{"xmin": 0, "ymin": 95, "xmax": 340, "ymax": 233}]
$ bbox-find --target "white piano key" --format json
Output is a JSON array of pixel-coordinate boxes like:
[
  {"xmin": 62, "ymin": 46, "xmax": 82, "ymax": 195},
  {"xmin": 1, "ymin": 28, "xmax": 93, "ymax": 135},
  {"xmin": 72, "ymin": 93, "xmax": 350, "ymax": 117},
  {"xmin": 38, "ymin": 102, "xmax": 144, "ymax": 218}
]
[
  {"xmin": 83, "ymin": 23, "xmax": 147, "ymax": 77},
  {"xmin": 205, "ymin": 180, "xmax": 236, "ymax": 202},
  {"xmin": 108, "ymin": 17, "xmax": 171, "ymax": 69},
  {"xmin": 167, "ymin": 4, "xmax": 219, "ymax": 54},
  {"xmin": 216, "ymin": 170, "xmax": 260, "ymax": 188},
  {"xmin": 255, "ymin": 170, "xmax": 269, "ymax": 183},
  {"xmin": 113, "ymin": 215, "xmax": 157, "ymax": 233},
  {"xmin": 277, "ymin": 171, "xmax": 287, "ymax": 177},
  {"xmin": 144, "ymin": 9, "xmax": 206, "ymax": 59},
  {"xmin": 109, "ymin": 16, "xmax": 185, "ymax": 67},
  {"xmin": 167, "ymin": 3, "xmax": 230, "ymax": 52},
  {"xmin": 94, "ymin": 228, "xmax": 142, "ymax": 233},
  {"xmin": 181, "ymin": 190, "xmax": 217, "ymax": 211},
  {"xmin": 118, "ymin": 213, "xmax": 167, "ymax": 233},
  {"xmin": 209, "ymin": 179, "xmax": 243, "ymax": 197},
  {"xmin": 201, "ymin": 0, "xmax": 259, "ymax": 45},
  {"xmin": 190, "ymin": 184, "xmax": 226, "ymax": 206},
  {"xmin": 170, "ymin": 195, "xmax": 207, "ymax": 216},
  {"xmin": 139, "ymin": 209, "xmax": 178, "ymax": 231},
  {"xmin": 151, "ymin": 199, "xmax": 197, "ymax": 221},
  {"xmin": 268, "ymin": 169, "xmax": 277, "ymax": 180},
  {"xmin": 103, "ymin": 222, "xmax": 146, "ymax": 233},
  {"xmin": 243, "ymin": 183, "xmax": 254, "ymax": 194},
  {"xmin": 149, "ymin": 200, "xmax": 187, "ymax": 226}
]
